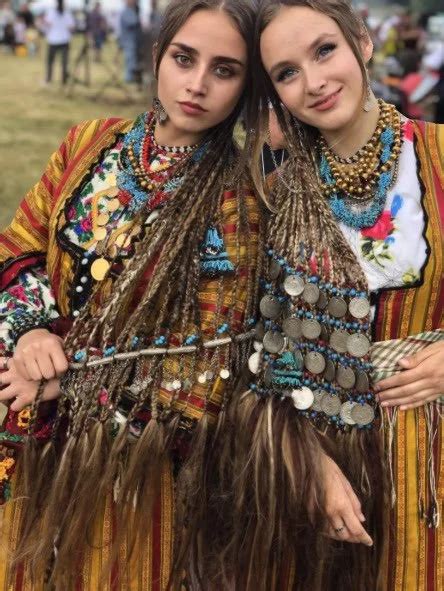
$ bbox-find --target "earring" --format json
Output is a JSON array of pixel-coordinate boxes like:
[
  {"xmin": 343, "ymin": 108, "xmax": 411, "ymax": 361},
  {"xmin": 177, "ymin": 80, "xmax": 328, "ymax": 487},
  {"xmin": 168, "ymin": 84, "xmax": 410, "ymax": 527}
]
[
  {"xmin": 153, "ymin": 97, "xmax": 168, "ymax": 124},
  {"xmin": 363, "ymin": 82, "xmax": 375, "ymax": 112}
]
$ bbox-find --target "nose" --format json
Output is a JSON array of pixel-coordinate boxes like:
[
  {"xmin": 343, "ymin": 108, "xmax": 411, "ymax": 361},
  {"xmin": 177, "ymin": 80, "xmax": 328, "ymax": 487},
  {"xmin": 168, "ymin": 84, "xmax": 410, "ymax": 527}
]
[
  {"xmin": 304, "ymin": 67, "xmax": 327, "ymax": 95},
  {"xmin": 186, "ymin": 66, "xmax": 208, "ymax": 97}
]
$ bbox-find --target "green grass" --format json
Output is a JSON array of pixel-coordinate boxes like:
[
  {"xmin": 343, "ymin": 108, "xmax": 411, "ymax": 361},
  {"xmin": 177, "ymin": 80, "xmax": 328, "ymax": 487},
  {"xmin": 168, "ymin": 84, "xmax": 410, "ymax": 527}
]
[{"xmin": 0, "ymin": 37, "xmax": 148, "ymax": 230}]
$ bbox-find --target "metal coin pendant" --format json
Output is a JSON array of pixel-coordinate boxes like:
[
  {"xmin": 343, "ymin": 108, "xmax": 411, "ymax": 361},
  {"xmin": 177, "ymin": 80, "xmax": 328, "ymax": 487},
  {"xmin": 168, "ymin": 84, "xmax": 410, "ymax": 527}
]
[
  {"xmin": 336, "ymin": 365, "xmax": 356, "ymax": 389},
  {"xmin": 115, "ymin": 233, "xmax": 128, "ymax": 247},
  {"xmin": 291, "ymin": 387, "xmax": 314, "ymax": 410},
  {"xmin": 260, "ymin": 295, "xmax": 282, "ymax": 319},
  {"xmin": 248, "ymin": 351, "xmax": 261, "ymax": 375},
  {"xmin": 93, "ymin": 227, "xmax": 107, "ymax": 242},
  {"xmin": 255, "ymin": 321, "xmax": 265, "ymax": 341},
  {"xmin": 263, "ymin": 330, "xmax": 285, "ymax": 354},
  {"xmin": 350, "ymin": 403, "xmax": 375, "ymax": 426},
  {"xmin": 349, "ymin": 297, "xmax": 371, "ymax": 319},
  {"xmin": 268, "ymin": 259, "xmax": 282, "ymax": 281},
  {"xmin": 91, "ymin": 258, "xmax": 111, "ymax": 281},
  {"xmin": 108, "ymin": 186, "xmax": 120, "ymax": 198},
  {"xmin": 282, "ymin": 317, "xmax": 302, "ymax": 340},
  {"xmin": 330, "ymin": 330, "xmax": 349, "ymax": 353},
  {"xmin": 355, "ymin": 370, "xmax": 370, "ymax": 393},
  {"xmin": 302, "ymin": 284, "xmax": 320, "ymax": 305},
  {"xmin": 305, "ymin": 352, "xmax": 326, "ymax": 375},
  {"xmin": 302, "ymin": 319, "xmax": 322, "ymax": 340},
  {"xmin": 97, "ymin": 212, "xmax": 110, "ymax": 227},
  {"xmin": 317, "ymin": 291, "xmax": 329, "ymax": 310},
  {"xmin": 312, "ymin": 389, "xmax": 328, "ymax": 411},
  {"xmin": 328, "ymin": 296, "xmax": 348, "ymax": 318},
  {"xmin": 253, "ymin": 341, "xmax": 264, "ymax": 352},
  {"xmin": 321, "ymin": 395, "xmax": 342, "ymax": 417},
  {"xmin": 107, "ymin": 197, "xmax": 120, "ymax": 212},
  {"xmin": 324, "ymin": 359, "xmax": 336, "ymax": 382},
  {"xmin": 340, "ymin": 401, "xmax": 358, "ymax": 425},
  {"xmin": 347, "ymin": 333, "xmax": 371, "ymax": 358},
  {"xmin": 283, "ymin": 275, "xmax": 305, "ymax": 297}
]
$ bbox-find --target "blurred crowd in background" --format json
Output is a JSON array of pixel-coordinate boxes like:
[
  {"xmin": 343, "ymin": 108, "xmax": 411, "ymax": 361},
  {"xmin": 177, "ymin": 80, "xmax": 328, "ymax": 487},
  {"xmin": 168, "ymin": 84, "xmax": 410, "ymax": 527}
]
[{"xmin": 0, "ymin": 0, "xmax": 443, "ymax": 122}]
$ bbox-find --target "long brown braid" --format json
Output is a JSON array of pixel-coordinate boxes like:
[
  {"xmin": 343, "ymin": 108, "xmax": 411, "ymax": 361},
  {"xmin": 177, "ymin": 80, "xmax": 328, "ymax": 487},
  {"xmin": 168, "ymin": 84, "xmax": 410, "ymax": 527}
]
[
  {"xmin": 11, "ymin": 0, "xmax": 265, "ymax": 586},
  {"xmin": 184, "ymin": 1, "xmax": 387, "ymax": 590}
]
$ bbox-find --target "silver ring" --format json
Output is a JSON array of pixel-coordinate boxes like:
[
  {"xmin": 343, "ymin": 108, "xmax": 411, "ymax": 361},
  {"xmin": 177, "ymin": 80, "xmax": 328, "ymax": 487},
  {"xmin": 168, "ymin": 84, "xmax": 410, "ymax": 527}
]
[{"xmin": 334, "ymin": 526, "xmax": 345, "ymax": 534}]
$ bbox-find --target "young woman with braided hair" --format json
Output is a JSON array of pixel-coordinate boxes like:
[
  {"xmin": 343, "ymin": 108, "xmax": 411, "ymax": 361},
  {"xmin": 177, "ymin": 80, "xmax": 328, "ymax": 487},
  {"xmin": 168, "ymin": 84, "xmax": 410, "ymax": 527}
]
[
  {"xmin": 186, "ymin": 0, "xmax": 443, "ymax": 589},
  {"xmin": 0, "ymin": 1, "xmax": 264, "ymax": 588}
]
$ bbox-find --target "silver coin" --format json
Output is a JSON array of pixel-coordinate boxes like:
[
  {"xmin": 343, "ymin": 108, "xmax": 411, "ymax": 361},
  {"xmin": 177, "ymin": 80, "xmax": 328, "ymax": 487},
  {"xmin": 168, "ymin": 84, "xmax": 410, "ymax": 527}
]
[
  {"xmin": 355, "ymin": 370, "xmax": 370, "ymax": 393},
  {"xmin": 291, "ymin": 387, "xmax": 314, "ymax": 410},
  {"xmin": 340, "ymin": 401, "xmax": 358, "ymax": 425},
  {"xmin": 255, "ymin": 321, "xmax": 265, "ymax": 341},
  {"xmin": 311, "ymin": 388, "xmax": 328, "ymax": 411},
  {"xmin": 336, "ymin": 365, "xmax": 356, "ymax": 389},
  {"xmin": 324, "ymin": 359, "xmax": 336, "ymax": 382},
  {"xmin": 302, "ymin": 319, "xmax": 322, "ymax": 340},
  {"xmin": 317, "ymin": 291, "xmax": 329, "ymax": 310},
  {"xmin": 349, "ymin": 297, "xmax": 371, "ymax": 319},
  {"xmin": 330, "ymin": 329, "xmax": 349, "ymax": 353},
  {"xmin": 328, "ymin": 296, "xmax": 348, "ymax": 318},
  {"xmin": 263, "ymin": 330, "xmax": 285, "ymax": 354},
  {"xmin": 269, "ymin": 259, "xmax": 282, "ymax": 281},
  {"xmin": 302, "ymin": 284, "xmax": 320, "ymax": 305},
  {"xmin": 350, "ymin": 403, "xmax": 375, "ymax": 426},
  {"xmin": 293, "ymin": 349, "xmax": 304, "ymax": 370},
  {"xmin": 282, "ymin": 317, "xmax": 303, "ymax": 340},
  {"xmin": 283, "ymin": 275, "xmax": 305, "ymax": 297},
  {"xmin": 304, "ymin": 352, "xmax": 326, "ymax": 375},
  {"xmin": 260, "ymin": 295, "xmax": 281, "ymax": 319},
  {"xmin": 248, "ymin": 351, "xmax": 261, "ymax": 374},
  {"xmin": 347, "ymin": 333, "xmax": 371, "ymax": 358},
  {"xmin": 321, "ymin": 395, "xmax": 342, "ymax": 416}
]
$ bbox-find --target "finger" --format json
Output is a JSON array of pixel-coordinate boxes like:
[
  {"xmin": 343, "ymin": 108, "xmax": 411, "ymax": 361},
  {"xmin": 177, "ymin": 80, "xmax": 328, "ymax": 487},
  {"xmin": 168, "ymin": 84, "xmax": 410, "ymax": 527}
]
[
  {"xmin": 338, "ymin": 473, "xmax": 365, "ymax": 521},
  {"xmin": 327, "ymin": 518, "xmax": 354, "ymax": 543},
  {"xmin": 375, "ymin": 368, "xmax": 423, "ymax": 392},
  {"xmin": 36, "ymin": 352, "xmax": 58, "ymax": 380},
  {"xmin": 49, "ymin": 347, "xmax": 69, "ymax": 377},
  {"xmin": 10, "ymin": 395, "xmax": 33, "ymax": 412},
  {"xmin": 341, "ymin": 506, "xmax": 373, "ymax": 546},
  {"xmin": 399, "ymin": 394, "xmax": 439, "ymax": 411},
  {"xmin": 23, "ymin": 357, "xmax": 44, "ymax": 382},
  {"xmin": 378, "ymin": 379, "xmax": 429, "ymax": 403},
  {"xmin": 12, "ymin": 354, "xmax": 32, "ymax": 381},
  {"xmin": 0, "ymin": 384, "xmax": 18, "ymax": 401},
  {"xmin": 380, "ymin": 386, "xmax": 435, "ymax": 408},
  {"xmin": 398, "ymin": 343, "xmax": 444, "ymax": 369}
]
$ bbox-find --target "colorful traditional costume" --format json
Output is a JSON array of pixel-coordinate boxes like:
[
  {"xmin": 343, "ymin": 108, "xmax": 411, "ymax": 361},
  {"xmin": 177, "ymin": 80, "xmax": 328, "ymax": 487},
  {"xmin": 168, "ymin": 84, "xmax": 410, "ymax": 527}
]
[{"xmin": 0, "ymin": 115, "xmax": 261, "ymax": 590}]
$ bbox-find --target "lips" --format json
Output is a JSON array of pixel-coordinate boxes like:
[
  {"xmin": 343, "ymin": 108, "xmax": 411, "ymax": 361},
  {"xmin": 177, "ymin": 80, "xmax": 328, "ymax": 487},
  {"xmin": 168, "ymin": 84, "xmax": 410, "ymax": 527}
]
[
  {"xmin": 178, "ymin": 101, "xmax": 208, "ymax": 116},
  {"xmin": 309, "ymin": 88, "xmax": 342, "ymax": 110}
]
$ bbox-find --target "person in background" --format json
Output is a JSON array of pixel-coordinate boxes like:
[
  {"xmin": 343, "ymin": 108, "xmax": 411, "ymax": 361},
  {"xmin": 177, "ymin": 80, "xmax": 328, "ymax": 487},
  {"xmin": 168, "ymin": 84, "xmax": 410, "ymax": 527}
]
[
  {"xmin": 87, "ymin": 2, "xmax": 107, "ymax": 62},
  {"xmin": 119, "ymin": 0, "xmax": 142, "ymax": 83},
  {"xmin": 41, "ymin": 0, "xmax": 75, "ymax": 86}
]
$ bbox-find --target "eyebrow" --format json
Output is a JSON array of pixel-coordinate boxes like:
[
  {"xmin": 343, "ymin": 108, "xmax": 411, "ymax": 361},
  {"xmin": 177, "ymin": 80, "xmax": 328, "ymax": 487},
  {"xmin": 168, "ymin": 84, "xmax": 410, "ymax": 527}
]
[
  {"xmin": 268, "ymin": 33, "xmax": 337, "ymax": 77},
  {"xmin": 170, "ymin": 42, "xmax": 245, "ymax": 67}
]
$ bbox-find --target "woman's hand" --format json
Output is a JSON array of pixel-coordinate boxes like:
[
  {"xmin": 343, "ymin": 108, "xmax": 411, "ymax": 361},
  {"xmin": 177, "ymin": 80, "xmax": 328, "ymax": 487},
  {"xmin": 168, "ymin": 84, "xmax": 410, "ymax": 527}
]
[
  {"xmin": 321, "ymin": 455, "xmax": 373, "ymax": 546},
  {"xmin": 13, "ymin": 328, "xmax": 68, "ymax": 381},
  {"xmin": 376, "ymin": 341, "xmax": 444, "ymax": 411},
  {"xmin": 0, "ymin": 358, "xmax": 61, "ymax": 411}
]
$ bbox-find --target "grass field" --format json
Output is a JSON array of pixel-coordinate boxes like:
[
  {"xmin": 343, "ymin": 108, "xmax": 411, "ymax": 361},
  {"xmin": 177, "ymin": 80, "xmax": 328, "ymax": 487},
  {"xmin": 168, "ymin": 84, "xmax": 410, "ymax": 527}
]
[{"xmin": 0, "ymin": 36, "xmax": 148, "ymax": 230}]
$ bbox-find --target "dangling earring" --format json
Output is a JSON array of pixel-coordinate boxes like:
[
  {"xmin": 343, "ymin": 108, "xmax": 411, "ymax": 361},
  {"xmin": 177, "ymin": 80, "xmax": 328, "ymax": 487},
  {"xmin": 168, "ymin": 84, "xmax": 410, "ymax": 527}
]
[
  {"xmin": 153, "ymin": 97, "xmax": 168, "ymax": 124},
  {"xmin": 363, "ymin": 81, "xmax": 375, "ymax": 112}
]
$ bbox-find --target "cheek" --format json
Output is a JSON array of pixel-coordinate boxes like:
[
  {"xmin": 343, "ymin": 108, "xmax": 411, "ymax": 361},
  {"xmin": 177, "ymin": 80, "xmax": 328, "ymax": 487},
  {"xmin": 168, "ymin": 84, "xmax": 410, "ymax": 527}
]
[{"xmin": 210, "ymin": 79, "xmax": 244, "ymax": 118}]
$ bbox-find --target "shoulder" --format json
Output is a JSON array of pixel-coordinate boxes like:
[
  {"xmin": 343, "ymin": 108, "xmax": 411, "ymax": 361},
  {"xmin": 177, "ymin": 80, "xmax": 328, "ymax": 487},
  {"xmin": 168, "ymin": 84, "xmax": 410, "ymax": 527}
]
[{"xmin": 63, "ymin": 117, "xmax": 133, "ymax": 156}]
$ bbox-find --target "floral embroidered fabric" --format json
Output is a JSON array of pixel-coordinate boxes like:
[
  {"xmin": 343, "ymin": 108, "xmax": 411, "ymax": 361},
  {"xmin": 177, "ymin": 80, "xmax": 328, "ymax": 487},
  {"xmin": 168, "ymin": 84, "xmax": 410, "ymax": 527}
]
[{"xmin": 339, "ymin": 120, "xmax": 427, "ymax": 292}]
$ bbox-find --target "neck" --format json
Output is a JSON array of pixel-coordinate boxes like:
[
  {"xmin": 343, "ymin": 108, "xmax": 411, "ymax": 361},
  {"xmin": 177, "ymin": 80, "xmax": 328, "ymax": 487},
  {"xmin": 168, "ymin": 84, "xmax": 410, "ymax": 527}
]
[
  {"xmin": 320, "ymin": 96, "xmax": 381, "ymax": 159},
  {"xmin": 153, "ymin": 119, "xmax": 203, "ymax": 148}
]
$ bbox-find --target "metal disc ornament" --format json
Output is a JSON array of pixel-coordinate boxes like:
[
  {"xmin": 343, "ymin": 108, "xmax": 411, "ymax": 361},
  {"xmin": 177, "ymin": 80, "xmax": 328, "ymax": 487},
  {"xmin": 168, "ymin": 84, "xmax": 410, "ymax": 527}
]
[
  {"xmin": 349, "ymin": 297, "xmax": 371, "ymax": 319},
  {"xmin": 263, "ymin": 330, "xmax": 285, "ymax": 354},
  {"xmin": 336, "ymin": 365, "xmax": 356, "ymax": 389},
  {"xmin": 302, "ymin": 284, "xmax": 320, "ymax": 305},
  {"xmin": 253, "ymin": 341, "xmax": 264, "ymax": 352},
  {"xmin": 350, "ymin": 403, "xmax": 375, "ymax": 425},
  {"xmin": 312, "ymin": 389, "xmax": 328, "ymax": 411},
  {"xmin": 317, "ymin": 291, "xmax": 329, "ymax": 310},
  {"xmin": 347, "ymin": 333, "xmax": 371, "ymax": 357},
  {"xmin": 302, "ymin": 319, "xmax": 322, "ymax": 340},
  {"xmin": 324, "ymin": 359, "xmax": 336, "ymax": 382},
  {"xmin": 248, "ymin": 351, "xmax": 261, "ymax": 374},
  {"xmin": 328, "ymin": 296, "xmax": 348, "ymax": 318},
  {"xmin": 321, "ymin": 395, "xmax": 342, "ymax": 416},
  {"xmin": 91, "ymin": 258, "xmax": 111, "ymax": 281},
  {"xmin": 330, "ymin": 329, "xmax": 349, "ymax": 353},
  {"xmin": 282, "ymin": 317, "xmax": 302, "ymax": 340},
  {"xmin": 283, "ymin": 275, "xmax": 305, "ymax": 297},
  {"xmin": 355, "ymin": 370, "xmax": 370, "ymax": 393},
  {"xmin": 304, "ymin": 352, "xmax": 326, "ymax": 375},
  {"xmin": 107, "ymin": 198, "xmax": 120, "ymax": 212},
  {"xmin": 291, "ymin": 387, "xmax": 314, "ymax": 410},
  {"xmin": 340, "ymin": 401, "xmax": 358, "ymax": 425},
  {"xmin": 268, "ymin": 259, "xmax": 282, "ymax": 281},
  {"xmin": 260, "ymin": 295, "xmax": 281, "ymax": 319}
]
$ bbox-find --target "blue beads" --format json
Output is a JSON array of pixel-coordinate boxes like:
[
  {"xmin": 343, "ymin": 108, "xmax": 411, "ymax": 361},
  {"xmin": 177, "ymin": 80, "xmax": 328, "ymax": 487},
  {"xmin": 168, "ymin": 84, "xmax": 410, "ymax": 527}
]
[
  {"xmin": 217, "ymin": 323, "xmax": 229, "ymax": 334},
  {"xmin": 74, "ymin": 350, "xmax": 86, "ymax": 362},
  {"xmin": 154, "ymin": 336, "xmax": 167, "ymax": 346},
  {"xmin": 185, "ymin": 334, "xmax": 199, "ymax": 345}
]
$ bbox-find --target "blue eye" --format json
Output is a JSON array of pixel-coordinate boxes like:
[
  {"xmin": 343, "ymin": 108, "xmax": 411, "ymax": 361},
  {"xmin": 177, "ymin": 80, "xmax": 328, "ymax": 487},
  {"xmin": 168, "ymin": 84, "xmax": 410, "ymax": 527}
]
[
  {"xmin": 277, "ymin": 67, "xmax": 298, "ymax": 83},
  {"xmin": 318, "ymin": 43, "xmax": 336, "ymax": 58}
]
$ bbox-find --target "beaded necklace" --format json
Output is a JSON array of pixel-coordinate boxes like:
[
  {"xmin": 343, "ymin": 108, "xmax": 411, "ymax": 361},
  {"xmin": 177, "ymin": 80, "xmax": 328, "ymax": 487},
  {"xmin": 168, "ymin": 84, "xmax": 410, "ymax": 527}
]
[{"xmin": 318, "ymin": 100, "xmax": 402, "ymax": 230}]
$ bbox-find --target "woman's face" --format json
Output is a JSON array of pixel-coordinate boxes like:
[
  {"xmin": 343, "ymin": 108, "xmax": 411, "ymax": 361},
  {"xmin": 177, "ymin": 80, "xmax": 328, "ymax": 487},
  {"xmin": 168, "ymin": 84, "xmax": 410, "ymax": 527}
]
[
  {"xmin": 157, "ymin": 8, "xmax": 248, "ymax": 144},
  {"xmin": 260, "ymin": 6, "xmax": 372, "ymax": 135}
]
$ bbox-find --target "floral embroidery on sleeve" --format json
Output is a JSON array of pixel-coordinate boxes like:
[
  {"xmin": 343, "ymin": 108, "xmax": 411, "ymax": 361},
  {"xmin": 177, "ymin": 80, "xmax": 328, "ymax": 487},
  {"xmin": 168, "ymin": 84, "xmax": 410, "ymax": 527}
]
[{"xmin": 360, "ymin": 195, "xmax": 403, "ymax": 267}]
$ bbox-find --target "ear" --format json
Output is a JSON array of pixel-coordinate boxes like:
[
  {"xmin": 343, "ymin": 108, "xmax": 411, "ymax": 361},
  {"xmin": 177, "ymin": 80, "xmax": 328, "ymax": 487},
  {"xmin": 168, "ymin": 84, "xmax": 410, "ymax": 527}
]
[{"xmin": 361, "ymin": 29, "xmax": 373, "ymax": 65}]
